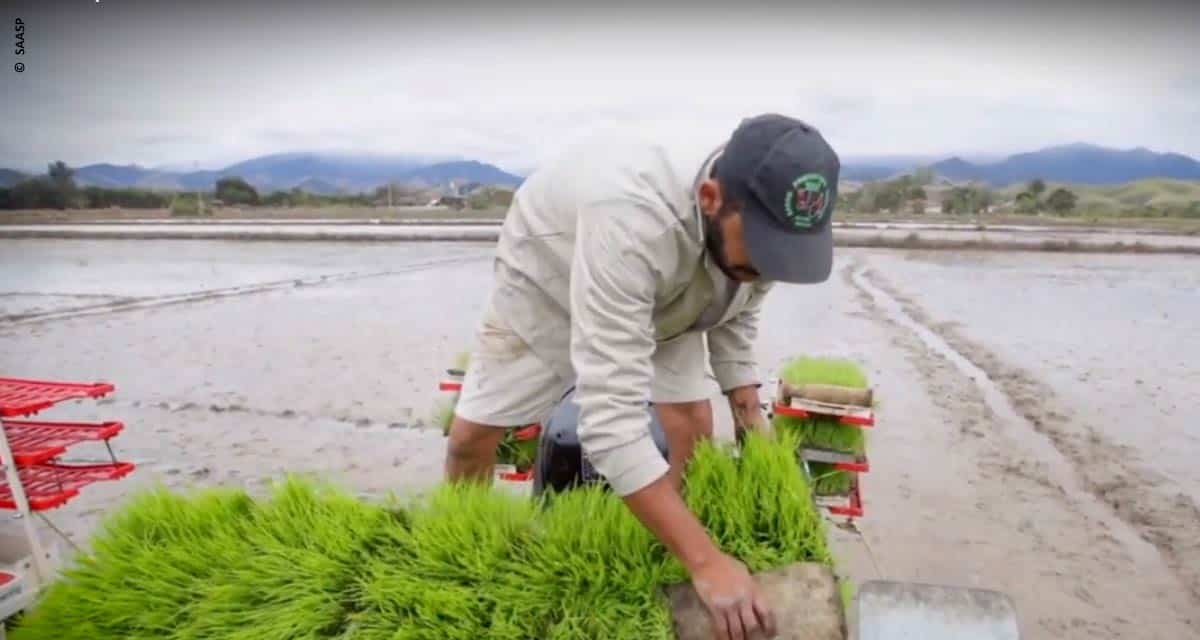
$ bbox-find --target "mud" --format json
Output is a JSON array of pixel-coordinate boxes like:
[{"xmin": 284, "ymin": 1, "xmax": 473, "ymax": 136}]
[
  {"xmin": 833, "ymin": 260, "xmax": 1196, "ymax": 637},
  {"xmin": 1, "ymin": 239, "xmax": 1197, "ymax": 637},
  {"xmin": 858, "ymin": 257, "xmax": 1200, "ymax": 606},
  {"xmin": 839, "ymin": 232, "xmax": 1200, "ymax": 254},
  {"xmin": 4, "ymin": 224, "xmax": 1200, "ymax": 254}
]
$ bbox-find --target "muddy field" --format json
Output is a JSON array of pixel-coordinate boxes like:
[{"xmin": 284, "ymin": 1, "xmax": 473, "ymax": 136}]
[
  {"xmin": 1, "ymin": 239, "xmax": 1197, "ymax": 638},
  {"xmin": 4, "ymin": 223, "xmax": 1200, "ymax": 255}
]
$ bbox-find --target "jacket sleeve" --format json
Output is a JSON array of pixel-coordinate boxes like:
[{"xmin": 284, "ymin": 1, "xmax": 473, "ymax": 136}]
[
  {"xmin": 568, "ymin": 200, "xmax": 679, "ymax": 497},
  {"xmin": 707, "ymin": 280, "xmax": 773, "ymax": 393}
]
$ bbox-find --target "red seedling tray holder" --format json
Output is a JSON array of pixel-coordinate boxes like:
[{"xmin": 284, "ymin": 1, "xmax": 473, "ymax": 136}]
[
  {"xmin": 0, "ymin": 378, "xmax": 115, "ymax": 418},
  {"xmin": 1, "ymin": 420, "xmax": 125, "ymax": 466},
  {"xmin": 801, "ymin": 448, "xmax": 870, "ymax": 473},
  {"xmin": 830, "ymin": 459, "xmax": 868, "ymax": 473},
  {"xmin": 773, "ymin": 401, "xmax": 874, "ymax": 427},
  {"xmin": 0, "ymin": 462, "xmax": 136, "ymax": 511},
  {"xmin": 826, "ymin": 481, "xmax": 863, "ymax": 518},
  {"xmin": 497, "ymin": 468, "xmax": 534, "ymax": 482},
  {"xmin": 513, "ymin": 424, "xmax": 541, "ymax": 441},
  {"xmin": 439, "ymin": 368, "xmax": 465, "ymax": 392}
]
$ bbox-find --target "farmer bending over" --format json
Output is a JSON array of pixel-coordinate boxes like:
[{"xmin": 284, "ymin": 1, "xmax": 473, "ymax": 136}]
[{"xmin": 444, "ymin": 113, "xmax": 840, "ymax": 640}]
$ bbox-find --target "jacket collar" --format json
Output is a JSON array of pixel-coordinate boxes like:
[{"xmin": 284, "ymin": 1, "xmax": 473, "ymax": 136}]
[{"xmin": 691, "ymin": 142, "xmax": 726, "ymax": 247}]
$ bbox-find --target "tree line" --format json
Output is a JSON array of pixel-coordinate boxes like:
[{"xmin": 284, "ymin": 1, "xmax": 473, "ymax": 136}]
[
  {"xmin": 0, "ymin": 162, "xmax": 376, "ymax": 211},
  {"xmin": 840, "ymin": 171, "xmax": 1086, "ymax": 216},
  {"xmin": 0, "ymin": 162, "xmax": 517, "ymax": 213}
]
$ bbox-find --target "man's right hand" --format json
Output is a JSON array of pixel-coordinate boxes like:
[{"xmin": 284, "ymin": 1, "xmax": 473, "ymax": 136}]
[
  {"xmin": 620, "ymin": 473, "xmax": 778, "ymax": 640},
  {"xmin": 690, "ymin": 552, "xmax": 777, "ymax": 640}
]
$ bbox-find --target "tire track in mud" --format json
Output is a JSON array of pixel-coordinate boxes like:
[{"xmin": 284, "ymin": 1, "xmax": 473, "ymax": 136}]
[
  {"xmin": 0, "ymin": 255, "xmax": 491, "ymax": 327},
  {"xmin": 854, "ymin": 263, "xmax": 1200, "ymax": 610},
  {"xmin": 95, "ymin": 395, "xmax": 438, "ymax": 433},
  {"xmin": 840, "ymin": 262, "xmax": 1146, "ymax": 638}
]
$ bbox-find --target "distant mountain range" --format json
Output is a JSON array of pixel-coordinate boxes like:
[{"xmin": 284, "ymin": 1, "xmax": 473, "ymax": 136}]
[
  {"xmin": 0, "ymin": 152, "xmax": 525, "ymax": 194},
  {"xmin": 926, "ymin": 143, "xmax": 1200, "ymax": 185},
  {"xmin": 0, "ymin": 168, "xmax": 26, "ymax": 188},
  {"xmin": 844, "ymin": 143, "xmax": 1200, "ymax": 186},
  {"xmin": 3, "ymin": 144, "xmax": 1199, "ymax": 192}
]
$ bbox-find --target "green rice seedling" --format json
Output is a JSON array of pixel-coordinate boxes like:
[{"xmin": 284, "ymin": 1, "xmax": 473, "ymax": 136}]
[
  {"xmin": 684, "ymin": 430, "xmax": 833, "ymax": 573},
  {"xmin": 452, "ymin": 350, "xmax": 470, "ymax": 371},
  {"xmin": 495, "ymin": 427, "xmax": 540, "ymax": 470},
  {"xmin": 777, "ymin": 416, "xmax": 866, "ymax": 456},
  {"xmin": 494, "ymin": 484, "xmax": 676, "ymax": 640},
  {"xmin": 14, "ymin": 421, "xmax": 838, "ymax": 640},
  {"xmin": 840, "ymin": 578, "xmax": 856, "ymax": 614},
  {"xmin": 430, "ymin": 397, "xmax": 456, "ymax": 435},
  {"xmin": 778, "ymin": 356, "xmax": 870, "ymax": 388},
  {"xmin": 178, "ymin": 476, "xmax": 392, "ymax": 640},
  {"xmin": 772, "ymin": 356, "xmax": 870, "ymax": 456},
  {"xmin": 10, "ymin": 486, "xmax": 258, "ymax": 640},
  {"xmin": 806, "ymin": 462, "xmax": 854, "ymax": 496},
  {"xmin": 431, "ymin": 350, "xmax": 470, "ymax": 435},
  {"xmin": 345, "ymin": 482, "xmax": 538, "ymax": 640}
]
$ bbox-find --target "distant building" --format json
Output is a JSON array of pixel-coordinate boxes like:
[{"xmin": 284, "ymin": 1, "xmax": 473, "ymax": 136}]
[{"xmin": 434, "ymin": 195, "xmax": 467, "ymax": 210}]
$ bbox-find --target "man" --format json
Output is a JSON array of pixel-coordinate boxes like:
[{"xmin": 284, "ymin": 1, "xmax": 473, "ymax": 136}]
[{"xmin": 444, "ymin": 113, "xmax": 839, "ymax": 640}]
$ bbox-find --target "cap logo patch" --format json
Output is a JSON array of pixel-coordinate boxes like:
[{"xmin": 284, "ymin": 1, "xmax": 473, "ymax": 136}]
[{"xmin": 784, "ymin": 173, "xmax": 830, "ymax": 229}]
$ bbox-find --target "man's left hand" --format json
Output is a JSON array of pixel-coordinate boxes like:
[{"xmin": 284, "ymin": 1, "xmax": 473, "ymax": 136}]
[{"xmin": 726, "ymin": 385, "xmax": 770, "ymax": 441}]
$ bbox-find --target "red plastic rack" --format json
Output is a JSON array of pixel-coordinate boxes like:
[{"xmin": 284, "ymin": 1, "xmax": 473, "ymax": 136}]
[
  {"xmin": 439, "ymin": 368, "xmax": 465, "ymax": 392},
  {"xmin": 801, "ymin": 447, "xmax": 870, "ymax": 473},
  {"xmin": 824, "ymin": 480, "xmax": 864, "ymax": 519},
  {"xmin": 1, "ymin": 420, "xmax": 125, "ymax": 466},
  {"xmin": 0, "ymin": 375, "xmax": 137, "ymax": 610},
  {"xmin": 0, "ymin": 462, "xmax": 135, "ymax": 511},
  {"xmin": 0, "ymin": 376, "xmax": 135, "ymax": 511},
  {"xmin": 0, "ymin": 378, "xmax": 114, "ymax": 418},
  {"xmin": 772, "ymin": 401, "xmax": 875, "ymax": 427}
]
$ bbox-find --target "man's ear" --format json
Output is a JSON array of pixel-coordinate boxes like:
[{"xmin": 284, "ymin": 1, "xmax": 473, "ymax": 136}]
[{"xmin": 697, "ymin": 178, "xmax": 722, "ymax": 218}]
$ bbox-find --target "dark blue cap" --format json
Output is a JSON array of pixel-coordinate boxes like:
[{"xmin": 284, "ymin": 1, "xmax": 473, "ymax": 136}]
[{"xmin": 714, "ymin": 114, "xmax": 840, "ymax": 284}]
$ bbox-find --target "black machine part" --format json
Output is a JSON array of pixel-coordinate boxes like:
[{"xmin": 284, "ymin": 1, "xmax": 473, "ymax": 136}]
[{"xmin": 532, "ymin": 387, "xmax": 670, "ymax": 496}]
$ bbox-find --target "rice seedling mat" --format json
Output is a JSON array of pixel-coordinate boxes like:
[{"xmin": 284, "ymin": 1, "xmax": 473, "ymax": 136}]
[{"xmin": 7, "ymin": 430, "xmax": 844, "ymax": 640}]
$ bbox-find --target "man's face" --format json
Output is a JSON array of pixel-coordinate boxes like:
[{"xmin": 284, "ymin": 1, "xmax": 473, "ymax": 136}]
[{"xmin": 699, "ymin": 179, "xmax": 760, "ymax": 282}]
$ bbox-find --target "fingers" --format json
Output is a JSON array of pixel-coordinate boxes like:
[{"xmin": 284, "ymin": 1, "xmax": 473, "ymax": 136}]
[
  {"xmin": 738, "ymin": 600, "xmax": 762, "ymax": 639},
  {"xmin": 726, "ymin": 607, "xmax": 747, "ymax": 640},
  {"xmin": 753, "ymin": 593, "xmax": 778, "ymax": 638},
  {"xmin": 711, "ymin": 609, "xmax": 731, "ymax": 640}
]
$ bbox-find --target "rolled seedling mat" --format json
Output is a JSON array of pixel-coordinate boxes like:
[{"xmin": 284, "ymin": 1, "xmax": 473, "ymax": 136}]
[
  {"xmin": 778, "ymin": 382, "xmax": 873, "ymax": 408},
  {"xmin": 667, "ymin": 562, "xmax": 847, "ymax": 640},
  {"xmin": 777, "ymin": 415, "xmax": 866, "ymax": 458}
]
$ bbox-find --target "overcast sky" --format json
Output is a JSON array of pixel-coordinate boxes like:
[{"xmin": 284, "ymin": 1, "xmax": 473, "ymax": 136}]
[{"xmin": 2, "ymin": 0, "xmax": 1198, "ymax": 173}]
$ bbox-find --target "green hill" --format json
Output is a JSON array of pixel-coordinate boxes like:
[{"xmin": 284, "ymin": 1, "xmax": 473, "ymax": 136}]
[{"xmin": 997, "ymin": 178, "xmax": 1200, "ymax": 212}]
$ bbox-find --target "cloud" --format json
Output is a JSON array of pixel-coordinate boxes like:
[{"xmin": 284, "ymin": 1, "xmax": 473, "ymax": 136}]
[{"xmin": 1, "ymin": 0, "xmax": 1198, "ymax": 171}]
